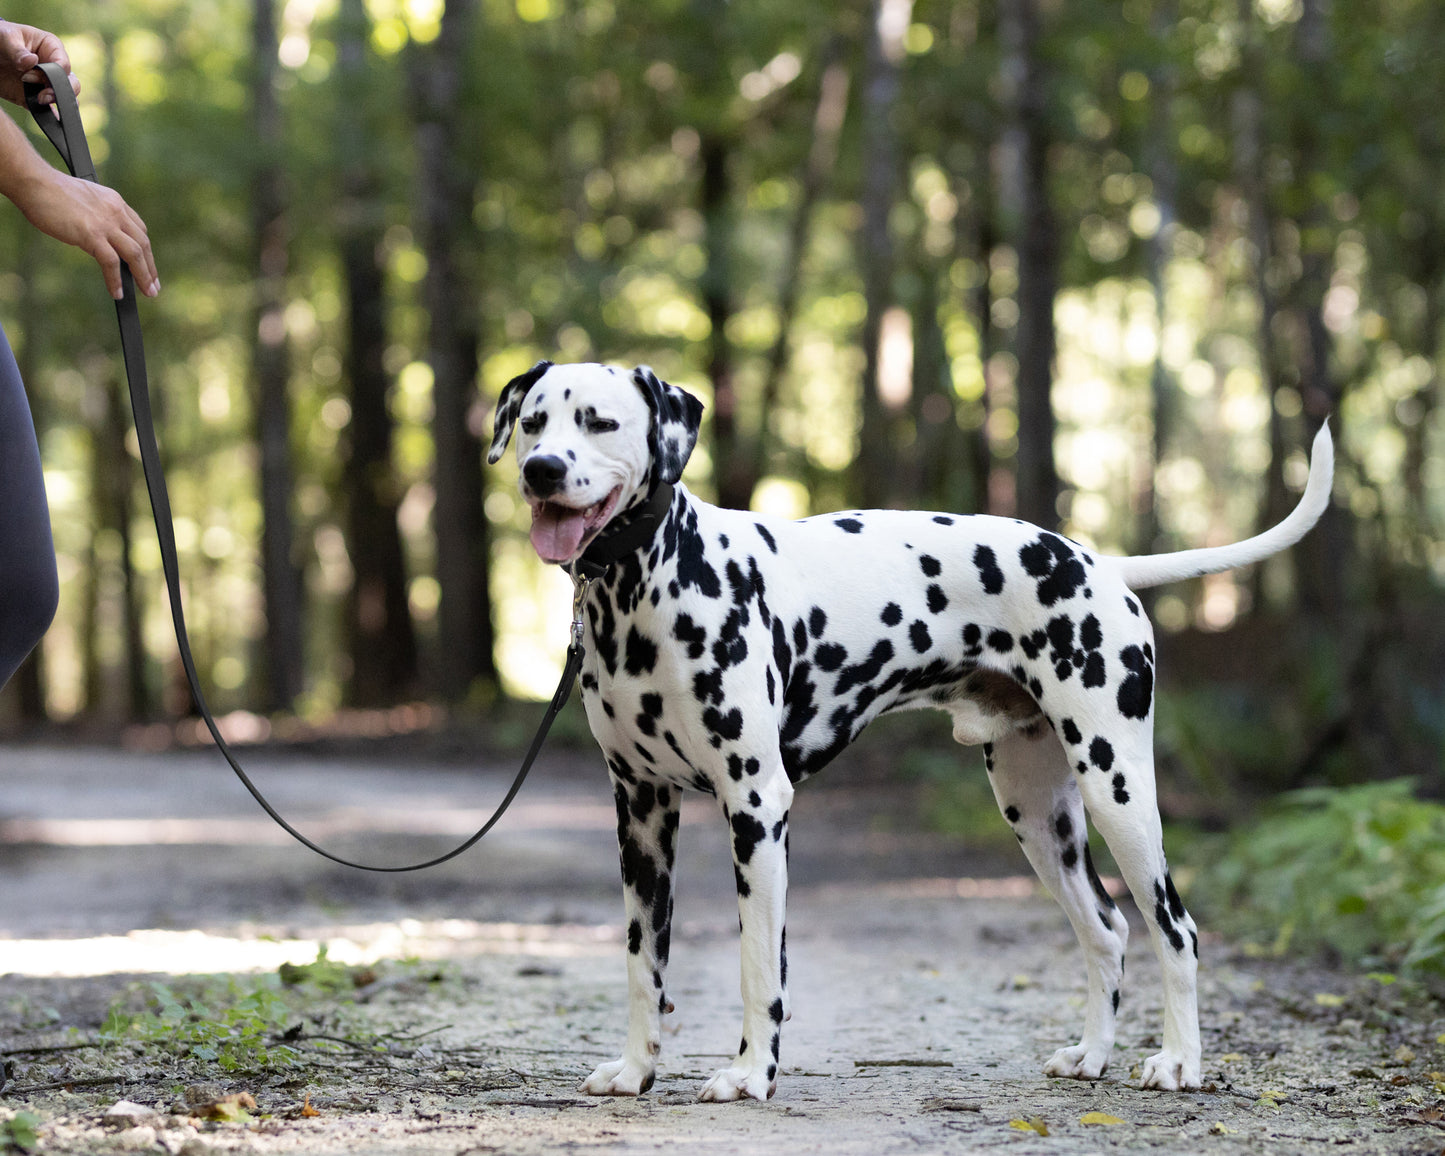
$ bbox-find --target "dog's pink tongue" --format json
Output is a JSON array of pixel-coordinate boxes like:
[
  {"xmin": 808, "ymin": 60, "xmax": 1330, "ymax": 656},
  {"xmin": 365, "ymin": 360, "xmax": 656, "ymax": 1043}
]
[{"xmin": 530, "ymin": 503, "xmax": 588, "ymax": 563}]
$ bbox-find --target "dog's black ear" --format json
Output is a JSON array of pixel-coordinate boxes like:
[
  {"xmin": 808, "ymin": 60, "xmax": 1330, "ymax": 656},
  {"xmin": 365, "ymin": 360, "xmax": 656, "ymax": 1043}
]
[
  {"xmin": 487, "ymin": 360, "xmax": 553, "ymax": 464},
  {"xmin": 631, "ymin": 366, "xmax": 704, "ymax": 485}
]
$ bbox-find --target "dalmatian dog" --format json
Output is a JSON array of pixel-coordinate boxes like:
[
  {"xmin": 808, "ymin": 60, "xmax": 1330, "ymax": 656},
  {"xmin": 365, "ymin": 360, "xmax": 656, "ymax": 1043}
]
[{"xmin": 488, "ymin": 360, "xmax": 1334, "ymax": 1102}]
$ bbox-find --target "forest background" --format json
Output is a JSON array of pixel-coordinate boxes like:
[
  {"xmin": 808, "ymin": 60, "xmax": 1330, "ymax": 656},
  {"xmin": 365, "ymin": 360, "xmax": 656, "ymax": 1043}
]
[{"xmin": 0, "ymin": 0, "xmax": 1441, "ymax": 827}]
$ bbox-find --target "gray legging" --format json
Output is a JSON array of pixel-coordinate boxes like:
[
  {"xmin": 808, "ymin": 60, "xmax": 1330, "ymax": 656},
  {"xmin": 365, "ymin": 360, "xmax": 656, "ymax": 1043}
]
[{"xmin": 0, "ymin": 322, "xmax": 59, "ymax": 689}]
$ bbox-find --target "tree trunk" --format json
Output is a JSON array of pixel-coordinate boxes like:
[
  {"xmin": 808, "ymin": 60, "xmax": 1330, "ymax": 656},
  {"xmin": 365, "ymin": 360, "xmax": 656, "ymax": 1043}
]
[
  {"xmin": 701, "ymin": 131, "xmax": 746, "ymax": 509},
  {"xmin": 746, "ymin": 51, "xmax": 850, "ymax": 508},
  {"xmin": 101, "ymin": 30, "xmax": 150, "ymax": 722},
  {"xmin": 855, "ymin": 0, "xmax": 912, "ymax": 510},
  {"xmin": 1002, "ymin": 0, "xmax": 1060, "ymax": 529},
  {"xmin": 337, "ymin": 0, "xmax": 417, "ymax": 706},
  {"xmin": 1140, "ymin": 0, "xmax": 1179, "ymax": 559},
  {"xmin": 416, "ymin": 0, "xmax": 494, "ymax": 702},
  {"xmin": 1290, "ymin": 0, "xmax": 1350, "ymax": 622},
  {"xmin": 250, "ymin": 0, "xmax": 305, "ymax": 711}
]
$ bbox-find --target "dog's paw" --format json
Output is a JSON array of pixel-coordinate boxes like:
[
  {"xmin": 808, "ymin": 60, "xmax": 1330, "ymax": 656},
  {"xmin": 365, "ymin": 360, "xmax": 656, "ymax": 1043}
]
[
  {"xmin": 1043, "ymin": 1043, "xmax": 1110, "ymax": 1080},
  {"xmin": 579, "ymin": 1057, "xmax": 656, "ymax": 1096},
  {"xmin": 1140, "ymin": 1051, "xmax": 1201, "ymax": 1091},
  {"xmin": 698, "ymin": 1063, "xmax": 776, "ymax": 1102}
]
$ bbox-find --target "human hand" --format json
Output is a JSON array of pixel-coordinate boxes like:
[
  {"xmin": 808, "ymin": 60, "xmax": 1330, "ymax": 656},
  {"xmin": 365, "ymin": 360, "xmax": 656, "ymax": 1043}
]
[
  {"xmin": 14, "ymin": 166, "xmax": 160, "ymax": 300},
  {"xmin": 0, "ymin": 20, "xmax": 79, "ymax": 108}
]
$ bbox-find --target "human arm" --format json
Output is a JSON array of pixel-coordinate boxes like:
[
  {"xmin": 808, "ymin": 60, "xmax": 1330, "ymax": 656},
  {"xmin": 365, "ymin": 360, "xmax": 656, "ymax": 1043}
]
[{"xmin": 0, "ymin": 21, "xmax": 159, "ymax": 299}]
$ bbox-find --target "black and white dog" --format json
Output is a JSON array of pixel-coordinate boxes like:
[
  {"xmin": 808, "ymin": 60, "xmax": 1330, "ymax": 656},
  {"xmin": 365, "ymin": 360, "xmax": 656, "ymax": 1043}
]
[{"xmin": 488, "ymin": 360, "xmax": 1333, "ymax": 1102}]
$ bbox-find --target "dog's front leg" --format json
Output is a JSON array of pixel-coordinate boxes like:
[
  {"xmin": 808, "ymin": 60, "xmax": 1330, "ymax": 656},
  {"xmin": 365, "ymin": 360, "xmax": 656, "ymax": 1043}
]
[
  {"xmin": 700, "ymin": 770, "xmax": 793, "ymax": 1102},
  {"xmin": 581, "ymin": 771, "xmax": 681, "ymax": 1097}
]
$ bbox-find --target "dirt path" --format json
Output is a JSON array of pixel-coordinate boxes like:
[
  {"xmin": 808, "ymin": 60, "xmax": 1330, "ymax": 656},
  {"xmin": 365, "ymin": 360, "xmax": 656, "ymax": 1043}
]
[{"xmin": 0, "ymin": 744, "xmax": 1442, "ymax": 1154}]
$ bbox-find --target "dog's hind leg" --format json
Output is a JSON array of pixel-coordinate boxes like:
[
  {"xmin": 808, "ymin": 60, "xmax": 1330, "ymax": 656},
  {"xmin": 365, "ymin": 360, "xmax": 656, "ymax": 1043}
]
[
  {"xmin": 580, "ymin": 769, "xmax": 681, "ymax": 1097},
  {"xmin": 699, "ymin": 766, "xmax": 794, "ymax": 1102},
  {"xmin": 1068, "ymin": 732, "xmax": 1201, "ymax": 1091},
  {"xmin": 983, "ymin": 728, "xmax": 1130, "ymax": 1082}
]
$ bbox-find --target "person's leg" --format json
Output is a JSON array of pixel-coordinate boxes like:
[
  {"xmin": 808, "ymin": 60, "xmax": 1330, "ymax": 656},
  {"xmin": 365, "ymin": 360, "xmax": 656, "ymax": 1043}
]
[{"xmin": 0, "ymin": 323, "xmax": 59, "ymax": 690}]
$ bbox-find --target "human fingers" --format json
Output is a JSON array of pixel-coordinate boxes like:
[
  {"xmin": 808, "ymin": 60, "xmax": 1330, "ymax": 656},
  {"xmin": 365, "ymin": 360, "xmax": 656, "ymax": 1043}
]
[{"xmin": 12, "ymin": 26, "xmax": 79, "ymax": 104}]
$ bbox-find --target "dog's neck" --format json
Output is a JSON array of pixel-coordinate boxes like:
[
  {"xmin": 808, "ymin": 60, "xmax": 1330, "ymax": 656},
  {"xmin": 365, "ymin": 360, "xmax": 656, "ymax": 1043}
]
[{"xmin": 570, "ymin": 481, "xmax": 677, "ymax": 581}]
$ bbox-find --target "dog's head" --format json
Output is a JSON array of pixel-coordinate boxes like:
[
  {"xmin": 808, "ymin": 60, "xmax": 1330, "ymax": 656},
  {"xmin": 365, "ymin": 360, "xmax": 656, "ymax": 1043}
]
[{"xmin": 487, "ymin": 361, "xmax": 704, "ymax": 565}]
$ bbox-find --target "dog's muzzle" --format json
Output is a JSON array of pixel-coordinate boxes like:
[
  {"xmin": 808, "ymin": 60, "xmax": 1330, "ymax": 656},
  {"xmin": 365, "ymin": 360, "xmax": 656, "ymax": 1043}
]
[{"xmin": 523, "ymin": 454, "xmax": 568, "ymax": 497}]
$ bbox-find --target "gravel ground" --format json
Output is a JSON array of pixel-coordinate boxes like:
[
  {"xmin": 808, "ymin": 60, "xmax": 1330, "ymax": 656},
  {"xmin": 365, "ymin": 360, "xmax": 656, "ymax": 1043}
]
[{"xmin": 0, "ymin": 743, "xmax": 1442, "ymax": 1155}]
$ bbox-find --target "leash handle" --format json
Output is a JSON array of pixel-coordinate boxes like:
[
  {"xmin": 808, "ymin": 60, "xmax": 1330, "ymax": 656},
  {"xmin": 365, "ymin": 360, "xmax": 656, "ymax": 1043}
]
[{"xmin": 22, "ymin": 62, "xmax": 577, "ymax": 872}]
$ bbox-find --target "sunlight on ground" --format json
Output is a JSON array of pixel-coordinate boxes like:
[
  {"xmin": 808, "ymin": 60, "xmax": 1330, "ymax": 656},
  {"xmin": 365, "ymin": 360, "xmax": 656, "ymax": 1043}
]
[
  {"xmin": 0, "ymin": 798, "xmax": 714, "ymax": 846},
  {"xmin": 0, "ymin": 919, "xmax": 623, "ymax": 978}
]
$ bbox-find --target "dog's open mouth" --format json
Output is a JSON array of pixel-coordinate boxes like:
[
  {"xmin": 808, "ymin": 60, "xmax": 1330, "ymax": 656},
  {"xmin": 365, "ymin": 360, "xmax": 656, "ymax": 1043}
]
[{"xmin": 528, "ymin": 487, "xmax": 622, "ymax": 564}]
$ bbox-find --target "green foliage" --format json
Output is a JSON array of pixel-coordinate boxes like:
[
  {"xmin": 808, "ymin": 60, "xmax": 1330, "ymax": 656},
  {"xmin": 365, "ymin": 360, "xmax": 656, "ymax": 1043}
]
[
  {"xmin": 101, "ymin": 976, "xmax": 301, "ymax": 1074},
  {"xmin": 1192, "ymin": 780, "xmax": 1445, "ymax": 973},
  {"xmin": 0, "ymin": 1113, "xmax": 39, "ymax": 1154},
  {"xmin": 277, "ymin": 943, "xmax": 373, "ymax": 994}
]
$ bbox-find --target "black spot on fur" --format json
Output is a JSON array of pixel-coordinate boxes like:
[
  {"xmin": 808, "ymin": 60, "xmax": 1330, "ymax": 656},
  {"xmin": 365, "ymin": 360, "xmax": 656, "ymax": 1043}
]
[
  {"xmin": 1089, "ymin": 736, "xmax": 1115, "ymax": 771},
  {"xmin": 769, "ymin": 998, "xmax": 784, "ymax": 1024},
  {"xmin": 926, "ymin": 585, "xmax": 948, "ymax": 614},
  {"xmin": 756, "ymin": 523, "xmax": 778, "ymax": 553},
  {"xmin": 1164, "ymin": 871, "xmax": 1185, "ymax": 921},
  {"xmin": 1055, "ymin": 813, "xmax": 1073, "ymax": 840},
  {"xmin": 1004, "ymin": 805, "xmax": 1021, "ymax": 823},
  {"xmin": 974, "ymin": 545, "xmax": 1005, "ymax": 594},
  {"xmin": 1112, "ymin": 773, "xmax": 1130, "ymax": 805},
  {"xmin": 1153, "ymin": 880, "xmax": 1186, "ymax": 952},
  {"xmin": 815, "ymin": 642, "xmax": 847, "ymax": 672},
  {"xmin": 920, "ymin": 554, "xmax": 942, "ymax": 577},
  {"xmin": 673, "ymin": 614, "xmax": 707, "ymax": 660},
  {"xmin": 732, "ymin": 812, "xmax": 767, "ymax": 865},
  {"xmin": 1061, "ymin": 718, "xmax": 1082, "ymax": 746},
  {"xmin": 1117, "ymin": 644, "xmax": 1155, "ymax": 719},
  {"xmin": 809, "ymin": 607, "xmax": 828, "ymax": 638},
  {"xmin": 704, "ymin": 707, "xmax": 744, "ymax": 744},
  {"xmin": 987, "ymin": 629, "xmax": 1013, "ymax": 652},
  {"xmin": 1019, "ymin": 532, "xmax": 1087, "ymax": 606},
  {"xmin": 624, "ymin": 627, "xmax": 658, "ymax": 676},
  {"xmin": 1062, "ymin": 844, "xmax": 1078, "ymax": 869},
  {"xmin": 909, "ymin": 621, "xmax": 932, "ymax": 653},
  {"xmin": 834, "ymin": 518, "xmax": 863, "ymax": 533},
  {"xmin": 881, "ymin": 602, "xmax": 903, "ymax": 627},
  {"xmin": 628, "ymin": 919, "xmax": 642, "ymax": 954},
  {"xmin": 933, "ymin": 515, "xmax": 954, "ymax": 525}
]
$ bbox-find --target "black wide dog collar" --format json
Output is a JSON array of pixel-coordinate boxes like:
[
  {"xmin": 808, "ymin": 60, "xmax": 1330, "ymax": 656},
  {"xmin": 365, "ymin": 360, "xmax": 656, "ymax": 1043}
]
[{"xmin": 571, "ymin": 482, "xmax": 675, "ymax": 581}]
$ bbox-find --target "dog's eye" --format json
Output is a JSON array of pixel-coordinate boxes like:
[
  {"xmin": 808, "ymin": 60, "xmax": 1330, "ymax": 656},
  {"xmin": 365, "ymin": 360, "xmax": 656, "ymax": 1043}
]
[
  {"xmin": 587, "ymin": 417, "xmax": 620, "ymax": 434},
  {"xmin": 520, "ymin": 413, "xmax": 546, "ymax": 435}
]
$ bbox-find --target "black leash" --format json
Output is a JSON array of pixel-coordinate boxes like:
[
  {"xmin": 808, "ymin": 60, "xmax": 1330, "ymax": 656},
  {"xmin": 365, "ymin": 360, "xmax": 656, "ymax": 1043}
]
[{"xmin": 22, "ymin": 62, "xmax": 586, "ymax": 872}]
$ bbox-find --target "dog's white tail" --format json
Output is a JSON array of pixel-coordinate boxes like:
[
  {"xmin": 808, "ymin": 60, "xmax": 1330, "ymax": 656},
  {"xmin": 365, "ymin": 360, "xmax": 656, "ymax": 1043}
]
[{"xmin": 1113, "ymin": 423, "xmax": 1334, "ymax": 591}]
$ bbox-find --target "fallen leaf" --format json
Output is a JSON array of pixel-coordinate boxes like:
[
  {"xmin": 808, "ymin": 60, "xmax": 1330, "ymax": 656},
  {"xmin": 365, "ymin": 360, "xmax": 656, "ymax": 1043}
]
[
  {"xmin": 1080, "ymin": 1111, "xmax": 1127, "ymax": 1126},
  {"xmin": 192, "ymin": 1093, "xmax": 257, "ymax": 1123},
  {"xmin": 1218, "ymin": 1053, "xmax": 1245, "ymax": 1063},
  {"xmin": 1396, "ymin": 1046, "xmax": 1417, "ymax": 1065},
  {"xmin": 1010, "ymin": 974, "xmax": 1034, "ymax": 990},
  {"xmin": 1008, "ymin": 1117, "xmax": 1049, "ymax": 1136},
  {"xmin": 1210, "ymin": 1122, "xmax": 1238, "ymax": 1135},
  {"xmin": 300, "ymin": 1094, "xmax": 319, "ymax": 1119},
  {"xmin": 1314, "ymin": 993, "xmax": 1345, "ymax": 1007},
  {"xmin": 1366, "ymin": 972, "xmax": 1397, "ymax": 985}
]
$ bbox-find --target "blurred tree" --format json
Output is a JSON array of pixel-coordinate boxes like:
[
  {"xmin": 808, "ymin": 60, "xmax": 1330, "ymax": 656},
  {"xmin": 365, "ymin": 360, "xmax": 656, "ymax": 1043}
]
[
  {"xmin": 336, "ymin": 0, "xmax": 417, "ymax": 705},
  {"xmin": 855, "ymin": 0, "xmax": 910, "ymax": 510},
  {"xmin": 1001, "ymin": 0, "xmax": 1060, "ymax": 528},
  {"xmin": 250, "ymin": 0, "xmax": 305, "ymax": 711},
  {"xmin": 415, "ymin": 0, "xmax": 495, "ymax": 702}
]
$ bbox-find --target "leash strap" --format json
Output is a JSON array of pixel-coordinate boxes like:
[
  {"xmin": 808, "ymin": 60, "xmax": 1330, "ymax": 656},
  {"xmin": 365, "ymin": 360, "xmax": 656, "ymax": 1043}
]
[{"xmin": 23, "ymin": 62, "xmax": 582, "ymax": 872}]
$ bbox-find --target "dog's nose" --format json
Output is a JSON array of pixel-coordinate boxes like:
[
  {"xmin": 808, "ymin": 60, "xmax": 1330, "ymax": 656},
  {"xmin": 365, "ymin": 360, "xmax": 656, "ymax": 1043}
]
[{"xmin": 523, "ymin": 454, "xmax": 569, "ymax": 497}]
